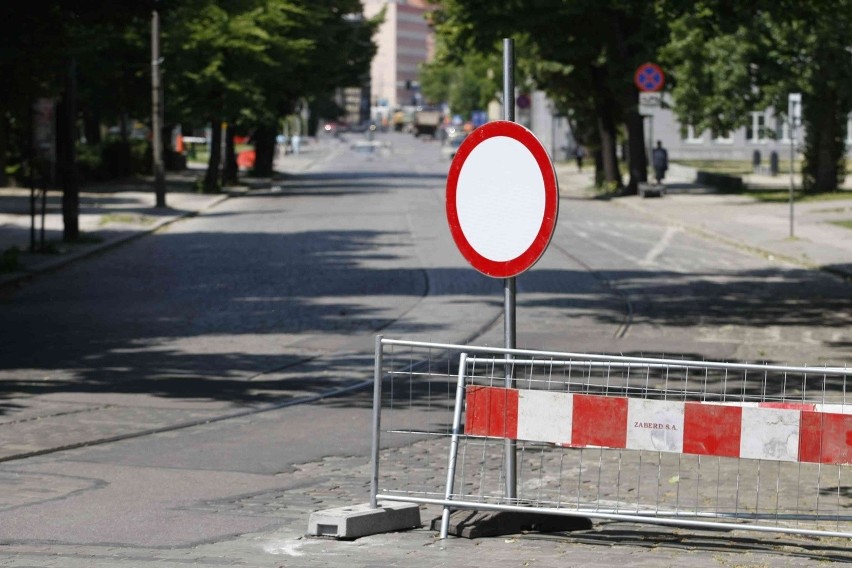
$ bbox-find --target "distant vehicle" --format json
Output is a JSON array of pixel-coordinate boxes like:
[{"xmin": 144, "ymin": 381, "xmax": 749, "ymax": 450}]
[
  {"xmin": 413, "ymin": 108, "xmax": 442, "ymax": 138},
  {"xmin": 441, "ymin": 134, "xmax": 467, "ymax": 160},
  {"xmin": 322, "ymin": 121, "xmax": 340, "ymax": 134},
  {"xmin": 392, "ymin": 110, "xmax": 407, "ymax": 131},
  {"xmin": 350, "ymin": 121, "xmax": 372, "ymax": 133}
]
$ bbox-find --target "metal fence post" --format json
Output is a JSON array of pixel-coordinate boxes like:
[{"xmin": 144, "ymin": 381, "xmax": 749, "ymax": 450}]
[
  {"xmin": 440, "ymin": 352, "xmax": 469, "ymax": 538},
  {"xmin": 370, "ymin": 334, "xmax": 383, "ymax": 509}
]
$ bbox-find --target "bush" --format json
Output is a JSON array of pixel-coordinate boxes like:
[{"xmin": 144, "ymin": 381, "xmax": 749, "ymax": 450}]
[
  {"xmin": 75, "ymin": 139, "xmax": 153, "ymax": 182},
  {"xmin": 76, "ymin": 142, "xmax": 106, "ymax": 181},
  {"xmin": 696, "ymin": 170, "xmax": 744, "ymax": 192},
  {"xmin": 1, "ymin": 246, "xmax": 21, "ymax": 272}
]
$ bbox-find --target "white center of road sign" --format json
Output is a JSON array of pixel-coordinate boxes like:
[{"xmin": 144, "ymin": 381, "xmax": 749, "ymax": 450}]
[
  {"xmin": 446, "ymin": 121, "xmax": 559, "ymax": 278},
  {"xmin": 456, "ymin": 136, "xmax": 544, "ymax": 261}
]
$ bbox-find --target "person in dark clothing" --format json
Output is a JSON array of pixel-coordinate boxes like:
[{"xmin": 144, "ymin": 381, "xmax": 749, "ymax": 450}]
[
  {"xmin": 652, "ymin": 141, "xmax": 668, "ymax": 184},
  {"xmin": 574, "ymin": 144, "xmax": 586, "ymax": 171}
]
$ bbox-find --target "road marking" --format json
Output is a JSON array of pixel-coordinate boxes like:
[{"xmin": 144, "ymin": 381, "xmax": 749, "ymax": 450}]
[{"xmin": 642, "ymin": 226, "xmax": 680, "ymax": 266}]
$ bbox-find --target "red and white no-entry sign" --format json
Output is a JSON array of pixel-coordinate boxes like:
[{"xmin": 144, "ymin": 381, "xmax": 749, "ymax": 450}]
[{"xmin": 446, "ymin": 121, "xmax": 559, "ymax": 278}]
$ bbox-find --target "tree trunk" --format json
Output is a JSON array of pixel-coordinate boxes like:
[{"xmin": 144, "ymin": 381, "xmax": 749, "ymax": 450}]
[
  {"xmin": 203, "ymin": 119, "xmax": 222, "ymax": 192},
  {"xmin": 611, "ymin": 13, "xmax": 646, "ymax": 195},
  {"xmin": 624, "ymin": 107, "xmax": 647, "ymax": 195},
  {"xmin": 813, "ymin": 102, "xmax": 839, "ymax": 192},
  {"xmin": 83, "ymin": 107, "xmax": 101, "ymax": 146},
  {"xmin": 58, "ymin": 60, "xmax": 79, "ymax": 241},
  {"xmin": 222, "ymin": 122, "xmax": 238, "ymax": 186},
  {"xmin": 802, "ymin": 88, "xmax": 844, "ymax": 193},
  {"xmin": 252, "ymin": 123, "xmax": 277, "ymax": 176},
  {"xmin": 0, "ymin": 113, "xmax": 8, "ymax": 187},
  {"xmin": 590, "ymin": 65, "xmax": 623, "ymax": 190},
  {"xmin": 593, "ymin": 148, "xmax": 604, "ymax": 187}
]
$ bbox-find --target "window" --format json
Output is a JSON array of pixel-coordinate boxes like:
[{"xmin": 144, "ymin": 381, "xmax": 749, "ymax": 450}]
[
  {"xmin": 712, "ymin": 128, "xmax": 733, "ymax": 144},
  {"xmin": 846, "ymin": 112, "xmax": 852, "ymax": 145},
  {"xmin": 682, "ymin": 124, "xmax": 704, "ymax": 144},
  {"xmin": 746, "ymin": 111, "xmax": 767, "ymax": 143},
  {"xmin": 776, "ymin": 116, "xmax": 790, "ymax": 143}
]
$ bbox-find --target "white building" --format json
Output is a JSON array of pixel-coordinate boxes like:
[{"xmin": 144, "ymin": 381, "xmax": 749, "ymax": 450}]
[{"xmin": 640, "ymin": 94, "xmax": 852, "ymax": 163}]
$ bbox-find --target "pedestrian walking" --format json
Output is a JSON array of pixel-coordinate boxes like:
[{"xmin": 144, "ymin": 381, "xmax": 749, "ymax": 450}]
[
  {"xmin": 652, "ymin": 140, "xmax": 668, "ymax": 184},
  {"xmin": 574, "ymin": 144, "xmax": 586, "ymax": 171}
]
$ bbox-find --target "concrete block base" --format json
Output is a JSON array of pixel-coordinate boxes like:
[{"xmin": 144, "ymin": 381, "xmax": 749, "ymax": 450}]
[
  {"xmin": 639, "ymin": 182, "xmax": 665, "ymax": 198},
  {"xmin": 430, "ymin": 509, "xmax": 592, "ymax": 539},
  {"xmin": 307, "ymin": 501, "xmax": 421, "ymax": 539}
]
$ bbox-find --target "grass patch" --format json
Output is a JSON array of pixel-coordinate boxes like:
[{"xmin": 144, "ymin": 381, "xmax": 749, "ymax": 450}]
[
  {"xmin": 746, "ymin": 190, "xmax": 852, "ymax": 203},
  {"xmin": 829, "ymin": 220, "xmax": 852, "ymax": 231},
  {"xmin": 674, "ymin": 159, "xmax": 802, "ymax": 176},
  {"xmin": 0, "ymin": 246, "xmax": 21, "ymax": 272},
  {"xmin": 99, "ymin": 213, "xmax": 156, "ymax": 226},
  {"xmin": 62, "ymin": 234, "xmax": 104, "ymax": 246},
  {"xmin": 188, "ymin": 147, "xmax": 210, "ymax": 164},
  {"xmin": 184, "ymin": 143, "xmax": 252, "ymax": 165}
]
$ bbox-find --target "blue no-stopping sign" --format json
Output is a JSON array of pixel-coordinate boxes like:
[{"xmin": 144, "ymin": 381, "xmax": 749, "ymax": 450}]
[{"xmin": 634, "ymin": 62, "xmax": 665, "ymax": 92}]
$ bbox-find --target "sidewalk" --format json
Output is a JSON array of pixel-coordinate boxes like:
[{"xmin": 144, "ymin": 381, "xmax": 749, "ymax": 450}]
[
  {"xmin": 0, "ymin": 138, "xmax": 334, "ymax": 291},
  {"xmin": 553, "ymin": 160, "xmax": 852, "ymax": 280}
]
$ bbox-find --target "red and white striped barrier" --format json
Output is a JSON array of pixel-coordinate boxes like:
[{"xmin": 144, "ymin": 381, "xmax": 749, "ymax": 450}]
[{"xmin": 465, "ymin": 386, "xmax": 852, "ymax": 465}]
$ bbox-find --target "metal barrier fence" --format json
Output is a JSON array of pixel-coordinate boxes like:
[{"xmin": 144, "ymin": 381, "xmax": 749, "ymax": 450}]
[{"xmin": 371, "ymin": 337, "xmax": 852, "ymax": 539}]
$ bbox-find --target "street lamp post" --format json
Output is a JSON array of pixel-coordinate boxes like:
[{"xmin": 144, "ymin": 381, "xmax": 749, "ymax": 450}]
[{"xmin": 152, "ymin": 7, "xmax": 166, "ymax": 208}]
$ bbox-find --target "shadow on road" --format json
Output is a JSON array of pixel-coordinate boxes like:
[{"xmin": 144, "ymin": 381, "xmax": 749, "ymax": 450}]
[{"xmin": 1, "ymin": 168, "xmax": 851, "ymax": 413}]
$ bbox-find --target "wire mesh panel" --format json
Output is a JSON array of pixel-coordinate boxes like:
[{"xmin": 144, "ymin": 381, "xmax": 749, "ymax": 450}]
[{"xmin": 372, "ymin": 338, "xmax": 852, "ymax": 538}]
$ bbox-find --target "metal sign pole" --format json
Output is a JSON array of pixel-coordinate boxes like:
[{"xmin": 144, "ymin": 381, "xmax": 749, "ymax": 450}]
[
  {"xmin": 502, "ymin": 37, "xmax": 517, "ymax": 501},
  {"xmin": 789, "ymin": 124, "xmax": 795, "ymax": 238},
  {"xmin": 788, "ymin": 93, "xmax": 801, "ymax": 239}
]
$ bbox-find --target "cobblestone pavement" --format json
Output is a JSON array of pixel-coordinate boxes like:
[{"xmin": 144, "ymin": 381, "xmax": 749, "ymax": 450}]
[
  {"xmin": 2, "ymin": 143, "xmax": 852, "ymax": 566},
  {"xmin": 3, "ymin": 439, "xmax": 852, "ymax": 566}
]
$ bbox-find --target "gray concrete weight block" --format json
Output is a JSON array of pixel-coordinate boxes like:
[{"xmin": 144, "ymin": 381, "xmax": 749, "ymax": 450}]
[{"xmin": 307, "ymin": 501, "xmax": 421, "ymax": 539}]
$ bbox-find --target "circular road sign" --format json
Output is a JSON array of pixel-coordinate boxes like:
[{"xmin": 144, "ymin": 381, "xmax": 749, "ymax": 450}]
[
  {"xmin": 446, "ymin": 120, "xmax": 559, "ymax": 278},
  {"xmin": 634, "ymin": 62, "xmax": 665, "ymax": 92}
]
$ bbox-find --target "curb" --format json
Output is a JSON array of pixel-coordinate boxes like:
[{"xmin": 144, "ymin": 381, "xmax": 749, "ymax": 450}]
[
  {"xmin": 0, "ymin": 192, "xmax": 231, "ymax": 293},
  {"xmin": 616, "ymin": 197, "xmax": 852, "ymax": 282}
]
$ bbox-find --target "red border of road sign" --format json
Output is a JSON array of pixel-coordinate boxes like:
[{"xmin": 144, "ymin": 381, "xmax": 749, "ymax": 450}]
[
  {"xmin": 634, "ymin": 62, "xmax": 665, "ymax": 92},
  {"xmin": 446, "ymin": 121, "xmax": 559, "ymax": 278}
]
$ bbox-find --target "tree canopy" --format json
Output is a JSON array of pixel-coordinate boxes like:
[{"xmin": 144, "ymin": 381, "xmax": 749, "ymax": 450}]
[
  {"xmin": 429, "ymin": 0, "xmax": 852, "ymax": 192},
  {"xmin": 431, "ymin": 0, "xmax": 666, "ymax": 192},
  {"xmin": 660, "ymin": 0, "xmax": 852, "ymax": 192},
  {"xmin": 0, "ymin": 0, "xmax": 380, "ymax": 236}
]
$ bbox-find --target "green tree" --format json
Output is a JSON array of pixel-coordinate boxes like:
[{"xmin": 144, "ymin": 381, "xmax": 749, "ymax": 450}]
[
  {"xmin": 248, "ymin": 0, "xmax": 381, "ymax": 176},
  {"xmin": 164, "ymin": 0, "xmax": 379, "ymax": 185},
  {"xmin": 432, "ymin": 0, "xmax": 665, "ymax": 193},
  {"xmin": 0, "ymin": 3, "xmax": 68, "ymax": 188},
  {"xmin": 165, "ymin": 0, "xmax": 278, "ymax": 190},
  {"xmin": 420, "ymin": 50, "xmax": 500, "ymax": 118},
  {"xmin": 660, "ymin": 0, "xmax": 852, "ymax": 192},
  {"xmin": 0, "ymin": 1, "xmax": 154, "ymax": 240}
]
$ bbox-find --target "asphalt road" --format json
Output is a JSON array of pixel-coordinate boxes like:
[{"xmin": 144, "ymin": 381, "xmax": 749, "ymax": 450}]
[{"xmin": 1, "ymin": 130, "xmax": 851, "ymax": 560}]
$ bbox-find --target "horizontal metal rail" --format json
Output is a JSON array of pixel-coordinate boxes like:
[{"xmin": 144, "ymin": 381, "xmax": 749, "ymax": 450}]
[
  {"xmin": 377, "ymin": 495, "xmax": 852, "ymax": 539},
  {"xmin": 381, "ymin": 338, "xmax": 851, "ymax": 376}
]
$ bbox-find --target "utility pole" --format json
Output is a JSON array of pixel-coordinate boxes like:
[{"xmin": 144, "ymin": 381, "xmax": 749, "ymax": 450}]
[
  {"xmin": 152, "ymin": 6, "xmax": 166, "ymax": 208},
  {"xmin": 59, "ymin": 59, "xmax": 79, "ymax": 241}
]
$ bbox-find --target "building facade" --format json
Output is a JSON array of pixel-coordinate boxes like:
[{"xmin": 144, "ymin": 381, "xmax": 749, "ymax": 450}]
[
  {"xmin": 641, "ymin": 94, "xmax": 852, "ymax": 162},
  {"xmin": 363, "ymin": 0, "xmax": 435, "ymax": 110}
]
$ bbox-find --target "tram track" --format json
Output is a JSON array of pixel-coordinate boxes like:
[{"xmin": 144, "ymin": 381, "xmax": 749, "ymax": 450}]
[{"xmin": 0, "ymin": 160, "xmax": 634, "ymax": 466}]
